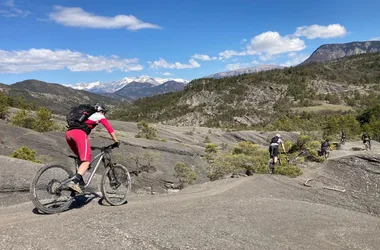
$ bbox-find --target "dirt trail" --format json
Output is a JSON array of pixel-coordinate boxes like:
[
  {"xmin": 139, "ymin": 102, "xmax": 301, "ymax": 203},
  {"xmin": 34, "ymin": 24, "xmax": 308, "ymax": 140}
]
[
  {"xmin": 1, "ymin": 173, "xmax": 380, "ymax": 250},
  {"xmin": 1, "ymin": 140, "xmax": 379, "ymax": 249},
  {"xmin": 328, "ymin": 140, "xmax": 378, "ymax": 159}
]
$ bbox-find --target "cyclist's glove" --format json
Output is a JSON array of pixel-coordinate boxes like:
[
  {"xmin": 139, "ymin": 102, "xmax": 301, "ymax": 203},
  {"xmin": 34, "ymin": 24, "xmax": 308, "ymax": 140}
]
[{"xmin": 112, "ymin": 141, "xmax": 120, "ymax": 148}]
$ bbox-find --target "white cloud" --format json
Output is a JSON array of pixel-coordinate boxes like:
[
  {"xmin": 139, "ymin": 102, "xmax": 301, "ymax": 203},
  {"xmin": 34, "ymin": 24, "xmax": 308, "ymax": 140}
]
[
  {"xmin": 0, "ymin": 48, "xmax": 143, "ymax": 73},
  {"xmin": 288, "ymin": 52, "xmax": 297, "ymax": 57},
  {"xmin": 191, "ymin": 54, "xmax": 217, "ymax": 61},
  {"xmin": 251, "ymin": 60, "xmax": 259, "ymax": 65},
  {"xmin": 294, "ymin": 24, "xmax": 347, "ymax": 39},
  {"xmin": 282, "ymin": 54, "xmax": 309, "ymax": 67},
  {"xmin": 225, "ymin": 63, "xmax": 250, "ymax": 71},
  {"xmin": 241, "ymin": 38, "xmax": 247, "ymax": 44},
  {"xmin": 370, "ymin": 37, "xmax": 380, "ymax": 41},
  {"xmin": 148, "ymin": 58, "xmax": 200, "ymax": 69},
  {"xmin": 49, "ymin": 6, "xmax": 161, "ymax": 30},
  {"xmin": 247, "ymin": 31, "xmax": 306, "ymax": 55},
  {"xmin": 218, "ymin": 50, "xmax": 247, "ymax": 60},
  {"xmin": 0, "ymin": 0, "xmax": 30, "ymax": 17},
  {"xmin": 162, "ymin": 72, "xmax": 172, "ymax": 76}
]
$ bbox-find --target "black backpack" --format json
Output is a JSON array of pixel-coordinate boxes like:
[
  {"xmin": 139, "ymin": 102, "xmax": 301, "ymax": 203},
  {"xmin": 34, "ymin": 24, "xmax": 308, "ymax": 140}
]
[
  {"xmin": 66, "ymin": 104, "xmax": 97, "ymax": 134},
  {"xmin": 270, "ymin": 136, "xmax": 279, "ymax": 144}
]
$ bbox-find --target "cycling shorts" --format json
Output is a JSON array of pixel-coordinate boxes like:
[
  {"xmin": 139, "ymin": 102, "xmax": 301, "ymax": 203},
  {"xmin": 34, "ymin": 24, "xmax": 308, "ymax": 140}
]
[
  {"xmin": 269, "ymin": 145, "xmax": 279, "ymax": 157},
  {"xmin": 65, "ymin": 129, "xmax": 91, "ymax": 162}
]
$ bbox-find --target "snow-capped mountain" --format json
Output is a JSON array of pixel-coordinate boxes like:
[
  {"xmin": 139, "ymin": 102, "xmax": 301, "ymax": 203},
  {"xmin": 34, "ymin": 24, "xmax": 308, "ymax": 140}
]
[
  {"xmin": 205, "ymin": 65, "xmax": 285, "ymax": 79},
  {"xmin": 71, "ymin": 75, "xmax": 188, "ymax": 94}
]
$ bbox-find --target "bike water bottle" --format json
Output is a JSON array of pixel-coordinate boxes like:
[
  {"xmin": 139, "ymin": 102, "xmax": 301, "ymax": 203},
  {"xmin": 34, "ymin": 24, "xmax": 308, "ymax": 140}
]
[{"xmin": 78, "ymin": 112, "xmax": 89, "ymax": 122}]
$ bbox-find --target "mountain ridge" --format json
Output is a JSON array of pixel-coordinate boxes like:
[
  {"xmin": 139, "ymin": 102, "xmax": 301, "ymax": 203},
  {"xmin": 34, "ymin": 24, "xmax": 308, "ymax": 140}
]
[
  {"xmin": 111, "ymin": 52, "xmax": 380, "ymax": 127},
  {"xmin": 205, "ymin": 64, "xmax": 285, "ymax": 79},
  {"xmin": 1, "ymin": 79, "xmax": 122, "ymax": 114},
  {"xmin": 71, "ymin": 75, "xmax": 189, "ymax": 94},
  {"xmin": 301, "ymin": 40, "xmax": 380, "ymax": 65}
]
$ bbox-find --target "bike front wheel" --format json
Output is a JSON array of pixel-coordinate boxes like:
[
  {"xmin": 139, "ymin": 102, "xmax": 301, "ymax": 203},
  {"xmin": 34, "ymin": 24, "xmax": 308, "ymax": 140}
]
[
  {"xmin": 30, "ymin": 163, "xmax": 75, "ymax": 214},
  {"xmin": 101, "ymin": 163, "xmax": 131, "ymax": 206}
]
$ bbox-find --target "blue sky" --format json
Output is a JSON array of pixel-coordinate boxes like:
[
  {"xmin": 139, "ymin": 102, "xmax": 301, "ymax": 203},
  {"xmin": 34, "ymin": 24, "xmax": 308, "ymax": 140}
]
[{"xmin": 0, "ymin": 0, "xmax": 379, "ymax": 85}]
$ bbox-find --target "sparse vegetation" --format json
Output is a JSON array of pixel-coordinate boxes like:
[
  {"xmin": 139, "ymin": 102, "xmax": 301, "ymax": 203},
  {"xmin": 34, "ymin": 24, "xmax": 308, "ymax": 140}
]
[
  {"xmin": 32, "ymin": 107, "xmax": 56, "ymax": 132},
  {"xmin": 0, "ymin": 92, "xmax": 9, "ymax": 119},
  {"xmin": 111, "ymin": 53, "xmax": 380, "ymax": 130},
  {"xmin": 203, "ymin": 136, "xmax": 211, "ymax": 143},
  {"xmin": 11, "ymin": 109, "xmax": 35, "ymax": 129},
  {"xmin": 9, "ymin": 146, "xmax": 42, "ymax": 163},
  {"xmin": 11, "ymin": 107, "xmax": 56, "ymax": 132},
  {"xmin": 135, "ymin": 120, "xmax": 161, "ymax": 141},
  {"xmin": 207, "ymin": 141, "xmax": 302, "ymax": 181},
  {"xmin": 205, "ymin": 143, "xmax": 218, "ymax": 154},
  {"xmin": 174, "ymin": 162, "xmax": 197, "ymax": 189}
]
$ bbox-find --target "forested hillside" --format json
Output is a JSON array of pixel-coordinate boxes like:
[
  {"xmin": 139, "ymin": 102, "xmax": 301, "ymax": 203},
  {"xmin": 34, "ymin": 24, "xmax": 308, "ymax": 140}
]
[{"xmin": 111, "ymin": 53, "xmax": 380, "ymax": 136}]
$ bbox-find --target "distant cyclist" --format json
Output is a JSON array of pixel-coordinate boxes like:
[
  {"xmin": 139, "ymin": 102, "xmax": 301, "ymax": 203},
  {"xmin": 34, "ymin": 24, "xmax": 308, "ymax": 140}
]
[
  {"xmin": 361, "ymin": 132, "xmax": 371, "ymax": 150},
  {"xmin": 340, "ymin": 131, "xmax": 346, "ymax": 145},
  {"xmin": 269, "ymin": 134, "xmax": 286, "ymax": 166},
  {"xmin": 320, "ymin": 139, "xmax": 333, "ymax": 156}
]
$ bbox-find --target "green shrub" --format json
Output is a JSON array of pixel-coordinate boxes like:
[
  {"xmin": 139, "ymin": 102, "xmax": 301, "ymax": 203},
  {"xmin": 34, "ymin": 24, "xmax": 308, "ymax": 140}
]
[
  {"xmin": 11, "ymin": 109, "xmax": 35, "ymax": 129},
  {"xmin": 9, "ymin": 146, "xmax": 42, "ymax": 163},
  {"xmin": 203, "ymin": 136, "xmax": 211, "ymax": 143},
  {"xmin": 0, "ymin": 92, "xmax": 9, "ymax": 119},
  {"xmin": 275, "ymin": 165, "xmax": 303, "ymax": 178},
  {"xmin": 174, "ymin": 162, "xmax": 197, "ymax": 189},
  {"xmin": 232, "ymin": 141, "xmax": 261, "ymax": 155},
  {"xmin": 32, "ymin": 107, "xmax": 55, "ymax": 132},
  {"xmin": 207, "ymin": 157, "xmax": 234, "ymax": 181},
  {"xmin": 205, "ymin": 143, "xmax": 218, "ymax": 154},
  {"xmin": 135, "ymin": 120, "xmax": 160, "ymax": 140}
]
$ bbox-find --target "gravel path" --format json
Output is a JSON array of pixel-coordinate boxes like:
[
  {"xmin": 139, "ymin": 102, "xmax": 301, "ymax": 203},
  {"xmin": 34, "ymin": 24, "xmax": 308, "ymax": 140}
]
[{"xmin": 1, "ymin": 175, "xmax": 379, "ymax": 250}]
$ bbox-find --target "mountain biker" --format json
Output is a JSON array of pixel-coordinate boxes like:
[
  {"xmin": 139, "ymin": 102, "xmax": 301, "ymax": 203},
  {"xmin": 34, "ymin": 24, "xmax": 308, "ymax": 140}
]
[
  {"xmin": 65, "ymin": 103, "xmax": 119, "ymax": 193},
  {"xmin": 269, "ymin": 134, "xmax": 286, "ymax": 166},
  {"xmin": 341, "ymin": 131, "xmax": 346, "ymax": 144},
  {"xmin": 320, "ymin": 139, "xmax": 333, "ymax": 156},
  {"xmin": 361, "ymin": 132, "xmax": 371, "ymax": 150}
]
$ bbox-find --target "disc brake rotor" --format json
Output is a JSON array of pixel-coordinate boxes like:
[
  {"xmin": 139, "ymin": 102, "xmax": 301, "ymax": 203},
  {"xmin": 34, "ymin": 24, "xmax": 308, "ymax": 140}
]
[{"xmin": 47, "ymin": 179, "xmax": 62, "ymax": 195}]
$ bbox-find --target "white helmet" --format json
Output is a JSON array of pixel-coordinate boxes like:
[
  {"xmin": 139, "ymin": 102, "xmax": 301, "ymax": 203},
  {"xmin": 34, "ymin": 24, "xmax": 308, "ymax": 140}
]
[
  {"xmin": 94, "ymin": 103, "xmax": 108, "ymax": 113},
  {"xmin": 276, "ymin": 134, "xmax": 281, "ymax": 137}
]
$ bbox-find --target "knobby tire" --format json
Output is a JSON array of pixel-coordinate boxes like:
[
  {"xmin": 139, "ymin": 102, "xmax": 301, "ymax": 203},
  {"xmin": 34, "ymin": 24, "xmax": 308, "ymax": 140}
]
[
  {"xmin": 30, "ymin": 163, "xmax": 75, "ymax": 214},
  {"xmin": 101, "ymin": 163, "xmax": 131, "ymax": 206}
]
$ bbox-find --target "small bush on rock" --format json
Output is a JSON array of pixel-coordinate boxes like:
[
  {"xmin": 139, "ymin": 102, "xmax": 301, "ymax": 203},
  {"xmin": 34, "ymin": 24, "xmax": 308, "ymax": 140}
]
[
  {"xmin": 9, "ymin": 146, "xmax": 41, "ymax": 163},
  {"xmin": 174, "ymin": 162, "xmax": 197, "ymax": 189}
]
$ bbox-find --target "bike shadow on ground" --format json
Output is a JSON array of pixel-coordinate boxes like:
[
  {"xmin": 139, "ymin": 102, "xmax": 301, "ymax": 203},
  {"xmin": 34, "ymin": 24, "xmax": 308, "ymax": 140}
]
[
  {"xmin": 97, "ymin": 197, "xmax": 129, "ymax": 206},
  {"xmin": 32, "ymin": 192, "xmax": 102, "ymax": 215}
]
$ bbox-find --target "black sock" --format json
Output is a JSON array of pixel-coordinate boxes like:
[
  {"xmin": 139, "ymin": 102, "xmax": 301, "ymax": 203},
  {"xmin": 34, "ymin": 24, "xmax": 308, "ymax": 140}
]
[{"xmin": 73, "ymin": 173, "xmax": 82, "ymax": 184}]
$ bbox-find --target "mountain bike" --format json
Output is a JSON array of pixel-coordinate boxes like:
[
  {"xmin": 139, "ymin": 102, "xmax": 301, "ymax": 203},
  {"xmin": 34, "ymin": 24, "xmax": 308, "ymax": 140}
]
[
  {"xmin": 268, "ymin": 153, "xmax": 286, "ymax": 174},
  {"xmin": 30, "ymin": 143, "xmax": 131, "ymax": 214},
  {"xmin": 364, "ymin": 141, "xmax": 372, "ymax": 151},
  {"xmin": 340, "ymin": 137, "xmax": 346, "ymax": 145},
  {"xmin": 318, "ymin": 149, "xmax": 330, "ymax": 159}
]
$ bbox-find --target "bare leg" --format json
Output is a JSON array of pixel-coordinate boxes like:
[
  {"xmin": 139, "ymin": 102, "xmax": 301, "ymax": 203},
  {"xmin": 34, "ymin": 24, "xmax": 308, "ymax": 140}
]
[{"xmin": 77, "ymin": 162, "xmax": 91, "ymax": 176}]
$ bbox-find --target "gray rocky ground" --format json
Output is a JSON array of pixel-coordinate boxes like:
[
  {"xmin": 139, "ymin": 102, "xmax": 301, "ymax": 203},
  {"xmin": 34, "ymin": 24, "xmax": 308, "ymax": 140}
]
[{"xmin": 1, "ymin": 119, "xmax": 380, "ymax": 249}]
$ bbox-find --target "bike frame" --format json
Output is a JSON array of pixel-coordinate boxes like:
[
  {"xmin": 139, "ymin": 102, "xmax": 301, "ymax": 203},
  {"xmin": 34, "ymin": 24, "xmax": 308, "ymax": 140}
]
[{"xmin": 74, "ymin": 149, "xmax": 110, "ymax": 189}]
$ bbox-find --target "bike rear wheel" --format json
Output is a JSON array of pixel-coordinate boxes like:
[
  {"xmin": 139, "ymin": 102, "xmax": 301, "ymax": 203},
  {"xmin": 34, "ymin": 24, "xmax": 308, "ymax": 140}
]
[
  {"xmin": 101, "ymin": 163, "xmax": 131, "ymax": 206},
  {"xmin": 30, "ymin": 163, "xmax": 75, "ymax": 214},
  {"xmin": 268, "ymin": 158, "xmax": 275, "ymax": 174},
  {"xmin": 325, "ymin": 151, "xmax": 329, "ymax": 159}
]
